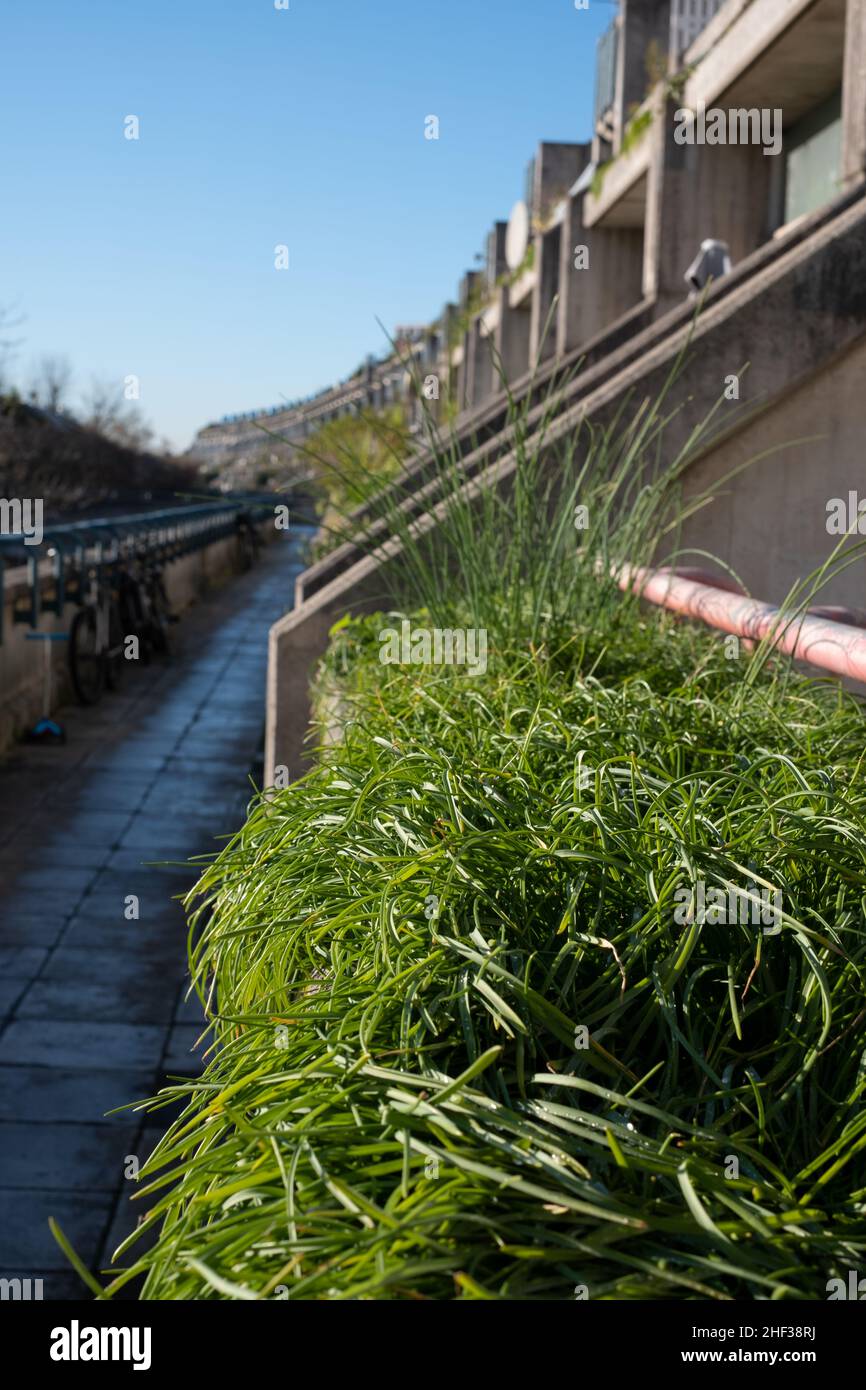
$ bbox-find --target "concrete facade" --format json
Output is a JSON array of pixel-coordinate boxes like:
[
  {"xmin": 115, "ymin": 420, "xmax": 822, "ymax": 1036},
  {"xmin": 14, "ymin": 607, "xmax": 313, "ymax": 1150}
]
[
  {"xmin": 642, "ymin": 94, "xmax": 775, "ymax": 311},
  {"xmin": 442, "ymin": 0, "xmax": 854, "ymax": 400},
  {"xmin": 191, "ymin": 327, "xmax": 437, "ymax": 486},
  {"xmin": 842, "ymin": 0, "xmax": 866, "ymax": 186},
  {"xmin": 252, "ymin": 0, "xmax": 866, "ymax": 783}
]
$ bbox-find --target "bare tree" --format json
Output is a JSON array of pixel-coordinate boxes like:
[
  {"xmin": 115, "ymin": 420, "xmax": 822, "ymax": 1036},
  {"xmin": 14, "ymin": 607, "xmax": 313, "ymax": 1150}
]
[
  {"xmin": 30, "ymin": 353, "xmax": 73, "ymax": 412},
  {"xmin": 80, "ymin": 378, "xmax": 120, "ymax": 435},
  {"xmin": 80, "ymin": 377, "xmax": 154, "ymax": 451},
  {"xmin": 0, "ymin": 306, "xmax": 24, "ymax": 395}
]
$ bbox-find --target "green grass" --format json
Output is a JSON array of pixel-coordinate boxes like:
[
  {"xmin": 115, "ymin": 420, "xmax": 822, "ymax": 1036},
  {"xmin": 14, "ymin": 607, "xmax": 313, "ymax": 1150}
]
[
  {"xmin": 252, "ymin": 402, "xmax": 411, "ymax": 554},
  {"xmin": 83, "ymin": 365, "xmax": 866, "ymax": 1301}
]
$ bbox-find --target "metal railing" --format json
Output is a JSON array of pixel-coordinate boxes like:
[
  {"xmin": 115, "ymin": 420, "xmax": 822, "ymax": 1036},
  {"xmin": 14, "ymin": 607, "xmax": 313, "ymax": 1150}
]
[
  {"xmin": 0, "ymin": 499, "xmax": 274, "ymax": 645},
  {"xmin": 618, "ymin": 563, "xmax": 866, "ymax": 685}
]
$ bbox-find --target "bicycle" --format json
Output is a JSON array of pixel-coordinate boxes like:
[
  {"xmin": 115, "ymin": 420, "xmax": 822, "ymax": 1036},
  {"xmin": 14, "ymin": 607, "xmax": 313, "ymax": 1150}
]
[
  {"xmin": 236, "ymin": 511, "xmax": 262, "ymax": 571},
  {"xmin": 124, "ymin": 546, "xmax": 175, "ymax": 659},
  {"xmin": 68, "ymin": 556, "xmax": 128, "ymax": 705}
]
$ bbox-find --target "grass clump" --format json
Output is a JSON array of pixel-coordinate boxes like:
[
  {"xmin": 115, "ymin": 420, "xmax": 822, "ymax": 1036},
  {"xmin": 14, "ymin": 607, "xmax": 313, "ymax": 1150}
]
[{"xmin": 102, "ymin": 374, "xmax": 866, "ymax": 1301}]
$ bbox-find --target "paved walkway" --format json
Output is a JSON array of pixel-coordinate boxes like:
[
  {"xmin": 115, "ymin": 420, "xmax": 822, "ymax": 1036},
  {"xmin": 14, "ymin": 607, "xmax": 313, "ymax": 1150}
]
[{"xmin": 0, "ymin": 532, "xmax": 311, "ymax": 1299}]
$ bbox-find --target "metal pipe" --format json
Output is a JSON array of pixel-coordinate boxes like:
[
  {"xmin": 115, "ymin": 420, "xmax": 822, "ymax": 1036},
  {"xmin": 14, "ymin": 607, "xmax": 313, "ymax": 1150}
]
[{"xmin": 618, "ymin": 564, "xmax": 866, "ymax": 684}]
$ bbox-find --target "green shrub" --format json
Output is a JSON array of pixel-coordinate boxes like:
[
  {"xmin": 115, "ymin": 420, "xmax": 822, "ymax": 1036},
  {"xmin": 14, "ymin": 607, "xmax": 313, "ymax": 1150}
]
[
  {"xmin": 303, "ymin": 405, "xmax": 411, "ymax": 553},
  {"xmin": 88, "ymin": 370, "xmax": 866, "ymax": 1301}
]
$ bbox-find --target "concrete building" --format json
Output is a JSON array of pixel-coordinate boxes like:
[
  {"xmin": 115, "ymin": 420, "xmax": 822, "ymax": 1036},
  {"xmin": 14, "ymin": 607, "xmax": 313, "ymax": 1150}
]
[
  {"xmin": 190, "ymin": 327, "xmax": 434, "ymax": 486},
  {"xmin": 449, "ymin": 0, "xmax": 856, "ymax": 408},
  {"xmin": 263, "ymin": 0, "xmax": 866, "ymax": 783},
  {"xmin": 200, "ymin": 0, "xmax": 861, "ymax": 473}
]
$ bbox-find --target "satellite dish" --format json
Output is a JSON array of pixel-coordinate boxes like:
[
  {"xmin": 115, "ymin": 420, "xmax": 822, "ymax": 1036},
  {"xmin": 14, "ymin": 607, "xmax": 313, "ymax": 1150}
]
[{"xmin": 505, "ymin": 200, "xmax": 530, "ymax": 272}]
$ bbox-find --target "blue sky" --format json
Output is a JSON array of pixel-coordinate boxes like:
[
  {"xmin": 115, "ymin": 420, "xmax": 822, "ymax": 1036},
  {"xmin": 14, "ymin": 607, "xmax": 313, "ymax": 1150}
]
[{"xmin": 1, "ymin": 0, "xmax": 613, "ymax": 450}]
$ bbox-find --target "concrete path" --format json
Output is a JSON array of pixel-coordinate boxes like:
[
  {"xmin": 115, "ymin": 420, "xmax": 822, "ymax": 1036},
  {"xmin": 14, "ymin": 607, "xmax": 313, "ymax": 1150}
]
[{"xmin": 0, "ymin": 532, "xmax": 310, "ymax": 1299}]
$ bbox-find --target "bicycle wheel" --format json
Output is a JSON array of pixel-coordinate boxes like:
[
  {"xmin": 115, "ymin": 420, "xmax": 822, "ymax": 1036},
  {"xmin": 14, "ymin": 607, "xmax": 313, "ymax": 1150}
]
[
  {"xmin": 68, "ymin": 607, "xmax": 105, "ymax": 705},
  {"xmin": 117, "ymin": 572, "xmax": 144, "ymax": 633},
  {"xmin": 142, "ymin": 573, "xmax": 172, "ymax": 656},
  {"xmin": 237, "ymin": 522, "xmax": 258, "ymax": 571},
  {"xmin": 119, "ymin": 574, "xmax": 152, "ymax": 663},
  {"xmin": 105, "ymin": 599, "xmax": 127, "ymax": 691}
]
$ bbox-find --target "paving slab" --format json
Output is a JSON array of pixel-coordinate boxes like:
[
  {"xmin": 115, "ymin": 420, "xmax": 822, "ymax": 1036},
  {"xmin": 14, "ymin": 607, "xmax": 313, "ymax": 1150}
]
[
  {"xmin": 0, "ymin": 947, "xmax": 49, "ymax": 978},
  {"xmin": 0, "ymin": 1191, "xmax": 113, "ymax": 1269},
  {"xmin": 0, "ymin": 915, "xmax": 69, "ymax": 948},
  {"xmin": 0, "ymin": 1268, "xmax": 92, "ymax": 1300},
  {"xmin": 0, "ymin": 1065, "xmax": 154, "ymax": 1124},
  {"xmin": 1, "ymin": 890, "xmax": 85, "ymax": 919},
  {"xmin": 0, "ymin": 1021, "xmax": 167, "ymax": 1071},
  {"xmin": 57, "ymin": 916, "xmax": 185, "ymax": 953},
  {"xmin": 0, "ymin": 980, "xmax": 28, "ymax": 1019},
  {"xmin": 16, "ymin": 978, "xmax": 177, "ymax": 1027},
  {"xmin": 0, "ymin": 841, "xmax": 112, "ymax": 870},
  {"xmin": 0, "ymin": 1122, "xmax": 139, "ymax": 1190},
  {"xmin": 162, "ymin": 1022, "xmax": 210, "ymax": 1076}
]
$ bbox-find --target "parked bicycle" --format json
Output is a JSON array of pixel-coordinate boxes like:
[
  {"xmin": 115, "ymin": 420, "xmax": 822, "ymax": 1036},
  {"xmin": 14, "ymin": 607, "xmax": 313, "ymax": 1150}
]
[
  {"xmin": 67, "ymin": 547, "xmax": 176, "ymax": 705},
  {"xmin": 236, "ymin": 509, "xmax": 262, "ymax": 571},
  {"xmin": 0, "ymin": 499, "xmax": 271, "ymax": 710},
  {"xmin": 67, "ymin": 556, "xmax": 128, "ymax": 705},
  {"xmin": 125, "ymin": 546, "xmax": 175, "ymax": 659}
]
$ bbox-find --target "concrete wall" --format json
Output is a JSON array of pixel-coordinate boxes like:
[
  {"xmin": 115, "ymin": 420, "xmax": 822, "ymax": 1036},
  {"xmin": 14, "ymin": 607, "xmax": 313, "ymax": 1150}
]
[
  {"xmin": 494, "ymin": 286, "xmax": 532, "ymax": 387},
  {"xmin": 265, "ymin": 550, "xmax": 402, "ymax": 785},
  {"xmin": 530, "ymin": 223, "xmax": 562, "ymax": 365},
  {"xmin": 614, "ymin": 0, "xmax": 672, "ymax": 151},
  {"xmin": 679, "ymin": 335, "xmax": 866, "ymax": 605},
  {"xmin": 643, "ymin": 94, "xmax": 775, "ymax": 310},
  {"xmin": 557, "ymin": 196, "xmax": 644, "ymax": 355},
  {"xmin": 842, "ymin": 0, "xmax": 866, "ymax": 186},
  {"xmin": 532, "ymin": 143, "xmax": 584, "ymax": 223}
]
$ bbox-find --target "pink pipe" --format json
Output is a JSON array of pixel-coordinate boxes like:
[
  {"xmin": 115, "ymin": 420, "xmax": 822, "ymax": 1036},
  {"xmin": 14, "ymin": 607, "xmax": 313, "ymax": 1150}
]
[{"xmin": 618, "ymin": 564, "xmax": 866, "ymax": 684}]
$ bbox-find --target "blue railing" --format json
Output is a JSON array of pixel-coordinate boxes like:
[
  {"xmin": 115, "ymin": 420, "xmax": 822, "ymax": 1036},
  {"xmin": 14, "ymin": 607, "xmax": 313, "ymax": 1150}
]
[{"xmin": 0, "ymin": 499, "xmax": 274, "ymax": 644}]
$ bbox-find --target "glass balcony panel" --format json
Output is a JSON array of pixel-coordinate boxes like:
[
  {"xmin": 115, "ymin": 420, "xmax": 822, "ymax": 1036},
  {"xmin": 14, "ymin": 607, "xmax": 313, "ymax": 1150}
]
[
  {"xmin": 669, "ymin": 0, "xmax": 726, "ymax": 61},
  {"xmin": 594, "ymin": 21, "xmax": 619, "ymax": 126}
]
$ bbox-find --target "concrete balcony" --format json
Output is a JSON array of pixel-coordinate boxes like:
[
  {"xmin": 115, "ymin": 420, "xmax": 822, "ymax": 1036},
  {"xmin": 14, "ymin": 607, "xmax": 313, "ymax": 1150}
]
[
  {"xmin": 683, "ymin": 0, "xmax": 846, "ymax": 118},
  {"xmin": 584, "ymin": 103, "xmax": 653, "ymax": 229},
  {"xmin": 578, "ymin": 0, "xmax": 853, "ymax": 320}
]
